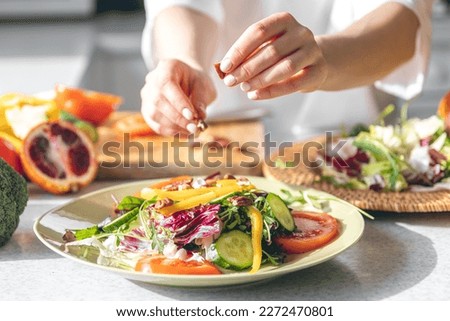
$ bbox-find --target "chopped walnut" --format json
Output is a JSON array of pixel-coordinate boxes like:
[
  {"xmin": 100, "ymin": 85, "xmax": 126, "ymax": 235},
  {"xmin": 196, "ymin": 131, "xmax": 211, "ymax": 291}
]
[
  {"xmin": 236, "ymin": 177, "xmax": 251, "ymax": 185},
  {"xmin": 62, "ymin": 230, "xmax": 76, "ymax": 243},
  {"xmin": 205, "ymin": 171, "xmax": 221, "ymax": 180},
  {"xmin": 154, "ymin": 198, "xmax": 174, "ymax": 210},
  {"xmin": 228, "ymin": 195, "xmax": 253, "ymax": 207}
]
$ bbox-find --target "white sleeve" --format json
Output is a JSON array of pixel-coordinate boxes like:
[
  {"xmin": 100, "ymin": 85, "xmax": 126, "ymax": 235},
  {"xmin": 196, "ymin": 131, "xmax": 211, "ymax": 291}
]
[
  {"xmin": 330, "ymin": 0, "xmax": 434, "ymax": 101},
  {"xmin": 141, "ymin": 0, "xmax": 224, "ymax": 70}
]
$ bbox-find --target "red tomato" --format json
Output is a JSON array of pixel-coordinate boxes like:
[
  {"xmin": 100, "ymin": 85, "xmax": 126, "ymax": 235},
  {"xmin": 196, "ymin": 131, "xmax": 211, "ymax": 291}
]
[
  {"xmin": 135, "ymin": 256, "xmax": 222, "ymax": 275},
  {"xmin": 54, "ymin": 84, "xmax": 122, "ymax": 125},
  {"xmin": 0, "ymin": 138, "xmax": 23, "ymax": 175},
  {"xmin": 274, "ymin": 211, "xmax": 339, "ymax": 254}
]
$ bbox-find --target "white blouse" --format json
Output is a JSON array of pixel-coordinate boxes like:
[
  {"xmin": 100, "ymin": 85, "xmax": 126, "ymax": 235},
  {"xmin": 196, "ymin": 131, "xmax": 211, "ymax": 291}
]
[{"xmin": 142, "ymin": 0, "xmax": 434, "ymax": 141}]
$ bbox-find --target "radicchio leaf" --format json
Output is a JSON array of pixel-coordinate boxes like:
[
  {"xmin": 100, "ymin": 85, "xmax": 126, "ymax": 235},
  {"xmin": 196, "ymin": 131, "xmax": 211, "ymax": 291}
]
[
  {"xmin": 159, "ymin": 204, "xmax": 221, "ymax": 246},
  {"xmin": 118, "ymin": 227, "xmax": 152, "ymax": 252}
]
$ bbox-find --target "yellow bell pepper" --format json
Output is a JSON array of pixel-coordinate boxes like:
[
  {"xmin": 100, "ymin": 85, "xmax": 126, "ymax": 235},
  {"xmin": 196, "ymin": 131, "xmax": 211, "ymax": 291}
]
[
  {"xmin": 150, "ymin": 186, "xmax": 219, "ymax": 201},
  {"xmin": 158, "ymin": 184, "xmax": 245, "ymax": 216},
  {"xmin": 158, "ymin": 192, "xmax": 217, "ymax": 216},
  {"xmin": 216, "ymin": 179, "xmax": 239, "ymax": 186},
  {"xmin": 150, "ymin": 182, "xmax": 253, "ymax": 201},
  {"xmin": 247, "ymin": 206, "xmax": 263, "ymax": 273}
]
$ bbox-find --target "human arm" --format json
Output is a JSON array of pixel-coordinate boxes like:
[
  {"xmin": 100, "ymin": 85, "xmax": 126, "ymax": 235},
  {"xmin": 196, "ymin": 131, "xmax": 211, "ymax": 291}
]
[
  {"xmin": 317, "ymin": 2, "xmax": 419, "ymax": 91},
  {"xmin": 141, "ymin": 6, "xmax": 219, "ymax": 136},
  {"xmin": 219, "ymin": 2, "xmax": 420, "ymax": 100}
]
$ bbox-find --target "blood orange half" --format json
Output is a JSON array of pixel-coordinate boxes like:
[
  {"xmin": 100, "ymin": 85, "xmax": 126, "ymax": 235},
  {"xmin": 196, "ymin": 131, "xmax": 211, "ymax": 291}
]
[{"xmin": 21, "ymin": 121, "xmax": 98, "ymax": 194}]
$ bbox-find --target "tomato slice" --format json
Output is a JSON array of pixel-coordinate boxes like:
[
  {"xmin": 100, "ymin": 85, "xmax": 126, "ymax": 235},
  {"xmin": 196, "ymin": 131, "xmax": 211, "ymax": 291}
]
[
  {"xmin": 150, "ymin": 175, "xmax": 193, "ymax": 189},
  {"xmin": 274, "ymin": 211, "xmax": 339, "ymax": 254},
  {"xmin": 54, "ymin": 84, "xmax": 122, "ymax": 125},
  {"xmin": 135, "ymin": 256, "xmax": 222, "ymax": 275}
]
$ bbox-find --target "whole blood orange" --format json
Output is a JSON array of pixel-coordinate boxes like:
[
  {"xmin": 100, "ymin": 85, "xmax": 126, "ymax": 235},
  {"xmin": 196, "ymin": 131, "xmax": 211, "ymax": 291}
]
[{"xmin": 21, "ymin": 121, "xmax": 98, "ymax": 194}]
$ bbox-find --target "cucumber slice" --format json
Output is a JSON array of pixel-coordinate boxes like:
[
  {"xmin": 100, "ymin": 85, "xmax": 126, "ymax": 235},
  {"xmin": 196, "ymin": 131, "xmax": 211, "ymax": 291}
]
[
  {"xmin": 266, "ymin": 193, "xmax": 295, "ymax": 232},
  {"xmin": 211, "ymin": 230, "xmax": 253, "ymax": 270}
]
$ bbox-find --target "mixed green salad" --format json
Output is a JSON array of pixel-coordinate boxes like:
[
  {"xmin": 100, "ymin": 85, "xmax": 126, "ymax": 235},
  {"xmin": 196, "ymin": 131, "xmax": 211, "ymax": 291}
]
[
  {"xmin": 61, "ymin": 174, "xmax": 360, "ymax": 275},
  {"xmin": 320, "ymin": 105, "xmax": 450, "ymax": 192}
]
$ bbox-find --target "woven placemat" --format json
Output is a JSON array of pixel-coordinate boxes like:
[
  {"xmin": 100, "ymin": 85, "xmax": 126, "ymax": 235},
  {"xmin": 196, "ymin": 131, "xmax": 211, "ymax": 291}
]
[{"xmin": 263, "ymin": 138, "xmax": 450, "ymax": 213}]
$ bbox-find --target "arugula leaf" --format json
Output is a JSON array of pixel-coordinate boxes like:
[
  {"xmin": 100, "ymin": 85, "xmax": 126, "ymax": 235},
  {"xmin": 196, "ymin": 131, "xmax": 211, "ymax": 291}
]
[
  {"xmin": 72, "ymin": 226, "xmax": 101, "ymax": 241},
  {"xmin": 117, "ymin": 196, "xmax": 145, "ymax": 211}
]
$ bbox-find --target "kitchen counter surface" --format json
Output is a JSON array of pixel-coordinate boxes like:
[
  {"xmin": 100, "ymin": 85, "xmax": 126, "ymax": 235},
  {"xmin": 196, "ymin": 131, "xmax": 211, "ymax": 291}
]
[{"xmin": 1, "ymin": 181, "xmax": 450, "ymax": 301}]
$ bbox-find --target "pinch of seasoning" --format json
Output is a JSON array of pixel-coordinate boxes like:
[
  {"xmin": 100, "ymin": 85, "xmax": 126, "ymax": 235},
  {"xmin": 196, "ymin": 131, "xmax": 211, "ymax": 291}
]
[
  {"xmin": 214, "ymin": 62, "xmax": 226, "ymax": 79},
  {"xmin": 197, "ymin": 119, "xmax": 208, "ymax": 132}
]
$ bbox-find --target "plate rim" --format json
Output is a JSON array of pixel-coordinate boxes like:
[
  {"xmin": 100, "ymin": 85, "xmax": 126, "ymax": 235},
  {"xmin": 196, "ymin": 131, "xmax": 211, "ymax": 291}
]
[{"xmin": 33, "ymin": 176, "xmax": 365, "ymax": 286}]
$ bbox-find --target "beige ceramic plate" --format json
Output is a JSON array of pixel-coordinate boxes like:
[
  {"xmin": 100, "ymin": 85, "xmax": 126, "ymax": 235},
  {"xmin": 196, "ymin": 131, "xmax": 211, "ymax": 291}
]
[{"xmin": 33, "ymin": 176, "xmax": 365, "ymax": 287}]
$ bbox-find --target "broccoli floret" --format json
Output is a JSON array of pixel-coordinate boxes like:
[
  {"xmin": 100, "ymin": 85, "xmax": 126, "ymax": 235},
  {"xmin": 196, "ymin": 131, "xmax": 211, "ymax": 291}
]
[{"xmin": 0, "ymin": 158, "xmax": 28, "ymax": 247}]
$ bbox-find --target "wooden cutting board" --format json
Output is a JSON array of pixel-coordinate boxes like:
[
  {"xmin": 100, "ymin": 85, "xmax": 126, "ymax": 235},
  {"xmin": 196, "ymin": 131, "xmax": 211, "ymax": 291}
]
[{"xmin": 95, "ymin": 112, "xmax": 264, "ymax": 179}]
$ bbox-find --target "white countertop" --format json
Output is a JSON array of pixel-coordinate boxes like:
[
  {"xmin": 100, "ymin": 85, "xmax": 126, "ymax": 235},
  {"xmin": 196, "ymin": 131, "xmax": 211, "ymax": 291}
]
[{"xmin": 1, "ymin": 181, "xmax": 450, "ymax": 301}]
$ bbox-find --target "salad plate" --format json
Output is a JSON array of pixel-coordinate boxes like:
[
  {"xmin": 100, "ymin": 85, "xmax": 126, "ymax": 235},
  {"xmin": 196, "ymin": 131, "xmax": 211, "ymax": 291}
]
[{"xmin": 34, "ymin": 176, "xmax": 364, "ymax": 287}]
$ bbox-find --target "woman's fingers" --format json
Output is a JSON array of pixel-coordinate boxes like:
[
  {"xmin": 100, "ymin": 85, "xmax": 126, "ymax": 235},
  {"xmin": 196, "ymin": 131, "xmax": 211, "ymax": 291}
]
[
  {"xmin": 162, "ymin": 82, "xmax": 201, "ymax": 133},
  {"xmin": 189, "ymin": 78, "xmax": 217, "ymax": 120},
  {"xmin": 247, "ymin": 63, "xmax": 328, "ymax": 100},
  {"xmin": 242, "ymin": 42, "xmax": 318, "ymax": 92},
  {"xmin": 141, "ymin": 89, "xmax": 194, "ymax": 136},
  {"xmin": 223, "ymin": 33, "xmax": 301, "ymax": 87},
  {"xmin": 219, "ymin": 12, "xmax": 328, "ymax": 98},
  {"xmin": 141, "ymin": 98, "xmax": 189, "ymax": 136},
  {"xmin": 141, "ymin": 59, "xmax": 219, "ymax": 136},
  {"xmin": 220, "ymin": 12, "xmax": 290, "ymax": 74}
]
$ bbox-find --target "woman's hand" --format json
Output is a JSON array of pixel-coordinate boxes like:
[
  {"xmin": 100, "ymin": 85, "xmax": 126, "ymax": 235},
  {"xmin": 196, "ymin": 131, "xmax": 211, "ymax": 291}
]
[
  {"xmin": 141, "ymin": 59, "xmax": 216, "ymax": 136},
  {"xmin": 219, "ymin": 12, "xmax": 328, "ymax": 100}
]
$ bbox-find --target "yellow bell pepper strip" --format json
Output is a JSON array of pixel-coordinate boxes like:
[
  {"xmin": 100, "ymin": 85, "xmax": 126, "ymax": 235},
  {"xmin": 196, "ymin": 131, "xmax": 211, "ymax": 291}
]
[
  {"xmin": 141, "ymin": 177, "xmax": 256, "ymax": 201},
  {"xmin": 150, "ymin": 186, "xmax": 223, "ymax": 201},
  {"xmin": 158, "ymin": 192, "xmax": 217, "ymax": 216},
  {"xmin": 158, "ymin": 184, "xmax": 246, "ymax": 216},
  {"xmin": 216, "ymin": 179, "xmax": 239, "ymax": 186},
  {"xmin": 247, "ymin": 206, "xmax": 263, "ymax": 273},
  {"xmin": 148, "ymin": 183, "xmax": 252, "ymax": 201},
  {"xmin": 216, "ymin": 179, "xmax": 255, "ymax": 189}
]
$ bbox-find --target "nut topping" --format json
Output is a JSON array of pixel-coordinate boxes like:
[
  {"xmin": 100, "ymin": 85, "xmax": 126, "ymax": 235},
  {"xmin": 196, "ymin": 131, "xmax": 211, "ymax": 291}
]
[
  {"xmin": 228, "ymin": 195, "xmax": 253, "ymax": 207},
  {"xmin": 154, "ymin": 198, "xmax": 174, "ymax": 210}
]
